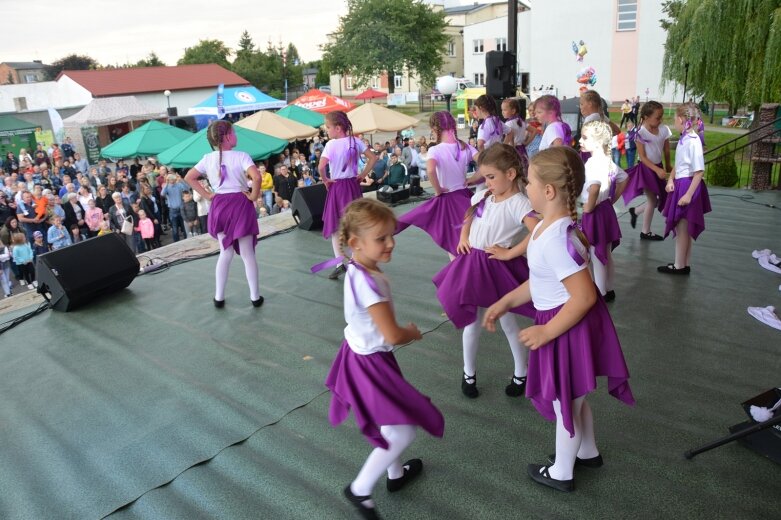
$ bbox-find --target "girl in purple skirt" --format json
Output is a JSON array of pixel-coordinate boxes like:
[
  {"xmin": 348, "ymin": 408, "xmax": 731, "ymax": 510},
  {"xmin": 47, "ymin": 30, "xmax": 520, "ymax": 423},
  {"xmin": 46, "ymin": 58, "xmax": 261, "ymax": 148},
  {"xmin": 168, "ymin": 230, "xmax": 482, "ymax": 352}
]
[
  {"xmin": 658, "ymin": 104, "xmax": 711, "ymax": 275},
  {"xmin": 579, "ymin": 121, "xmax": 629, "ymax": 301},
  {"xmin": 325, "ymin": 198, "xmax": 444, "ymax": 519},
  {"xmin": 319, "ymin": 110, "xmax": 377, "ymax": 280},
  {"xmin": 395, "ymin": 111, "xmax": 477, "ymax": 259},
  {"xmin": 484, "ymin": 147, "xmax": 634, "ymax": 493},
  {"xmin": 502, "ymin": 97, "xmax": 530, "ymax": 179},
  {"xmin": 622, "ymin": 101, "xmax": 671, "ymax": 240},
  {"xmin": 433, "ymin": 144, "xmax": 538, "ymax": 399},
  {"xmin": 185, "ymin": 120, "xmax": 263, "ymax": 308}
]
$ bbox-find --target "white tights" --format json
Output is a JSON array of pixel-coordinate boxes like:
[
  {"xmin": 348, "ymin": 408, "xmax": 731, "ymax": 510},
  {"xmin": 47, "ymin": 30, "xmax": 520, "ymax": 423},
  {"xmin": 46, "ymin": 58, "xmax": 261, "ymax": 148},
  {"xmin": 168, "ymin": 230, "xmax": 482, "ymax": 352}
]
[
  {"xmin": 548, "ymin": 397, "xmax": 599, "ymax": 481},
  {"xmin": 215, "ymin": 234, "xmax": 259, "ymax": 301},
  {"xmin": 589, "ymin": 246, "xmax": 614, "ymax": 296},
  {"xmin": 633, "ymin": 190, "xmax": 658, "ymax": 234},
  {"xmin": 463, "ymin": 308, "xmax": 527, "ymax": 379},
  {"xmin": 674, "ymin": 219, "xmax": 692, "ymax": 268},
  {"xmin": 351, "ymin": 425, "xmax": 417, "ymax": 498}
]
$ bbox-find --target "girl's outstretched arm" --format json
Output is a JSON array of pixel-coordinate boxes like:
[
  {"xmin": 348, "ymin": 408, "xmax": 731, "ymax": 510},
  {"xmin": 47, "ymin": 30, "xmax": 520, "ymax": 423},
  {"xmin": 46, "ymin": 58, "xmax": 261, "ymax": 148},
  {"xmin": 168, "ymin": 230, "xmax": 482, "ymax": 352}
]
[
  {"xmin": 367, "ymin": 302, "xmax": 422, "ymax": 345},
  {"xmin": 483, "ymin": 280, "xmax": 531, "ymax": 332},
  {"xmin": 519, "ymin": 269, "xmax": 596, "ymax": 349}
]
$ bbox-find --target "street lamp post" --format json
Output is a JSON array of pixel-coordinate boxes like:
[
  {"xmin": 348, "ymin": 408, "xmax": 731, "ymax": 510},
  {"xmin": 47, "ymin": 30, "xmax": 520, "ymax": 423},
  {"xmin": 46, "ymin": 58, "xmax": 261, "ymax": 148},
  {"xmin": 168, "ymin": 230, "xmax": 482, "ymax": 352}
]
[
  {"xmin": 164, "ymin": 90, "xmax": 172, "ymax": 119},
  {"xmin": 436, "ymin": 76, "xmax": 458, "ymax": 115}
]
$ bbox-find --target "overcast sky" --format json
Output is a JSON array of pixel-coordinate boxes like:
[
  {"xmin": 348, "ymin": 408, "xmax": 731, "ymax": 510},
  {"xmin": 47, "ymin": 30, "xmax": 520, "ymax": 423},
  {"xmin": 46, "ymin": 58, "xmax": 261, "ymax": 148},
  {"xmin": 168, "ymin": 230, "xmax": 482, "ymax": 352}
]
[{"xmin": 4, "ymin": 0, "xmax": 349, "ymax": 66}]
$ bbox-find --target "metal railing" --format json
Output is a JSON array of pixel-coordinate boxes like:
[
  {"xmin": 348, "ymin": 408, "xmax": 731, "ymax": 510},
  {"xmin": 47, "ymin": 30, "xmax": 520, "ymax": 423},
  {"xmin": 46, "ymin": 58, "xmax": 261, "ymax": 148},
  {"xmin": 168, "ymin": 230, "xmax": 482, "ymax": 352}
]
[{"xmin": 704, "ymin": 116, "xmax": 781, "ymax": 189}]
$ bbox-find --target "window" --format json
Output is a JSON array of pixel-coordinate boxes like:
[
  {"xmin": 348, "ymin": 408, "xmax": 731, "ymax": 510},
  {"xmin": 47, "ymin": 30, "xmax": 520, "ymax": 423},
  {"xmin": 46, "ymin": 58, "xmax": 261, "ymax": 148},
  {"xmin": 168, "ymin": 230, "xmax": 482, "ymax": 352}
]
[
  {"xmin": 496, "ymin": 38, "xmax": 507, "ymax": 52},
  {"xmin": 345, "ymin": 76, "xmax": 353, "ymax": 90},
  {"xmin": 473, "ymin": 73, "xmax": 485, "ymax": 86},
  {"xmin": 371, "ymin": 76, "xmax": 379, "ymax": 89},
  {"xmin": 473, "ymin": 39, "xmax": 484, "ymax": 53},
  {"xmin": 447, "ymin": 40, "xmax": 456, "ymax": 57},
  {"xmin": 394, "ymin": 75, "xmax": 403, "ymax": 88},
  {"xmin": 24, "ymin": 74, "xmax": 37, "ymax": 83},
  {"xmin": 617, "ymin": 0, "xmax": 638, "ymax": 31},
  {"xmin": 13, "ymin": 97, "xmax": 27, "ymax": 111}
]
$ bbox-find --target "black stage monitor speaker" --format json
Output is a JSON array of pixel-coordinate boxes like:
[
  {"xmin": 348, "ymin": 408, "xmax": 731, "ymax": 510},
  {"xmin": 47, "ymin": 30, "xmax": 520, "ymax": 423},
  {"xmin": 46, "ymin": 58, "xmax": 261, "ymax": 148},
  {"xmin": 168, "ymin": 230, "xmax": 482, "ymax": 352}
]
[
  {"xmin": 36, "ymin": 233, "xmax": 140, "ymax": 312},
  {"xmin": 167, "ymin": 107, "xmax": 178, "ymax": 117},
  {"xmin": 377, "ymin": 186, "xmax": 410, "ymax": 204},
  {"xmin": 291, "ymin": 183, "xmax": 327, "ymax": 230},
  {"xmin": 486, "ymin": 50, "xmax": 517, "ymax": 99},
  {"xmin": 409, "ymin": 175, "xmax": 424, "ymax": 196}
]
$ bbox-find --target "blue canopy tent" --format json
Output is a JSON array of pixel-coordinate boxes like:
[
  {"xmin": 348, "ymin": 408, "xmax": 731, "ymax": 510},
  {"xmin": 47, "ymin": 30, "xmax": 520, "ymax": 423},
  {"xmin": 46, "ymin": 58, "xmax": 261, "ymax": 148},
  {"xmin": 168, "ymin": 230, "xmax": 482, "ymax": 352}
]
[{"xmin": 188, "ymin": 86, "xmax": 285, "ymax": 116}]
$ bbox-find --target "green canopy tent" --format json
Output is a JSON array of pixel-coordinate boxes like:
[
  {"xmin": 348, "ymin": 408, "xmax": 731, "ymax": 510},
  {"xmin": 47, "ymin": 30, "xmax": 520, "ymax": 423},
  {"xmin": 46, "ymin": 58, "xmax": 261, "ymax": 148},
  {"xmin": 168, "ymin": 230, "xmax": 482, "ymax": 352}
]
[
  {"xmin": 100, "ymin": 120, "xmax": 193, "ymax": 159},
  {"xmin": 157, "ymin": 126, "xmax": 288, "ymax": 168},
  {"xmin": 276, "ymin": 105, "xmax": 325, "ymax": 128}
]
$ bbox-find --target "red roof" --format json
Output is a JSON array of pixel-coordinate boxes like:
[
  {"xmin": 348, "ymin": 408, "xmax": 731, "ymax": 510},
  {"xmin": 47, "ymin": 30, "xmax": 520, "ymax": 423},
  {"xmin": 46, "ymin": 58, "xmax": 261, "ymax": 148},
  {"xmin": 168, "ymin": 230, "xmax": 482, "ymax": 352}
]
[{"xmin": 57, "ymin": 64, "xmax": 249, "ymax": 97}]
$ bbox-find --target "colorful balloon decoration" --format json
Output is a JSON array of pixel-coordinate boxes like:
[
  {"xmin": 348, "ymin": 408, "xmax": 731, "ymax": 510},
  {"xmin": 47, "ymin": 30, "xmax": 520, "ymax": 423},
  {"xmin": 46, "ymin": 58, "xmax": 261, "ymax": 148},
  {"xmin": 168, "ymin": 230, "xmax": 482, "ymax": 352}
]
[
  {"xmin": 571, "ymin": 40, "xmax": 588, "ymax": 62},
  {"xmin": 576, "ymin": 66, "xmax": 597, "ymax": 93}
]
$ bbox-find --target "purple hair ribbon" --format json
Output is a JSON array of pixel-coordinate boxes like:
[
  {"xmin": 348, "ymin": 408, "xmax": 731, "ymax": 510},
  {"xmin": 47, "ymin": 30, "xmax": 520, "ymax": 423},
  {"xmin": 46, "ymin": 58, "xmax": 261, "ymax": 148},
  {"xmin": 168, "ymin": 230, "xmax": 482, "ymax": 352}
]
[
  {"xmin": 310, "ymin": 257, "xmax": 382, "ymax": 301},
  {"xmin": 566, "ymin": 222, "xmax": 587, "ymax": 266}
]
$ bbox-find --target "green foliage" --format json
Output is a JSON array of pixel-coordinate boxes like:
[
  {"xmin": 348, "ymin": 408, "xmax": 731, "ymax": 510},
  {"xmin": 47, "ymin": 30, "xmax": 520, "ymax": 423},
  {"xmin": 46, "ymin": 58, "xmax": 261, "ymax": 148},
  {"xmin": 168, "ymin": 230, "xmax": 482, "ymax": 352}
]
[
  {"xmin": 44, "ymin": 54, "xmax": 100, "ymax": 80},
  {"xmin": 178, "ymin": 39, "xmax": 232, "ymax": 68},
  {"xmin": 228, "ymin": 32, "xmax": 304, "ymax": 95},
  {"xmin": 661, "ymin": 0, "xmax": 781, "ymax": 108},
  {"xmin": 312, "ymin": 60, "xmax": 331, "ymax": 86},
  {"xmin": 322, "ymin": 0, "xmax": 449, "ymax": 93},
  {"xmin": 135, "ymin": 52, "xmax": 165, "ymax": 68},
  {"xmin": 707, "ymin": 155, "xmax": 738, "ymax": 187}
]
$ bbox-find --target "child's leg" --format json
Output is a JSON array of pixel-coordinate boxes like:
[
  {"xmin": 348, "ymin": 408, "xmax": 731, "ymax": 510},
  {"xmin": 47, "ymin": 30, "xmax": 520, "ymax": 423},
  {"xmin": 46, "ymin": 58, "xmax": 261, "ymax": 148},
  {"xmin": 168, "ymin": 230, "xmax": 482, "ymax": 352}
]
[
  {"xmin": 237, "ymin": 234, "xmax": 260, "ymax": 301},
  {"xmin": 182, "ymin": 219, "xmax": 192, "ymax": 237},
  {"xmin": 25, "ymin": 264, "xmax": 35, "ymax": 284},
  {"xmin": 462, "ymin": 308, "xmax": 485, "ymax": 377},
  {"xmin": 674, "ymin": 219, "xmax": 691, "ymax": 268},
  {"xmin": 577, "ymin": 399, "xmax": 599, "ymax": 459},
  {"xmin": 605, "ymin": 249, "xmax": 615, "ymax": 292},
  {"xmin": 214, "ymin": 232, "xmax": 235, "ymax": 301},
  {"xmin": 331, "ymin": 233, "xmax": 341, "ymax": 258},
  {"xmin": 589, "ymin": 246, "xmax": 607, "ymax": 296},
  {"xmin": 548, "ymin": 396, "xmax": 585, "ymax": 481},
  {"xmin": 641, "ymin": 190, "xmax": 657, "ymax": 234},
  {"xmin": 351, "ymin": 425, "xmax": 417, "ymax": 497},
  {"xmin": 497, "ymin": 313, "xmax": 527, "ymax": 378}
]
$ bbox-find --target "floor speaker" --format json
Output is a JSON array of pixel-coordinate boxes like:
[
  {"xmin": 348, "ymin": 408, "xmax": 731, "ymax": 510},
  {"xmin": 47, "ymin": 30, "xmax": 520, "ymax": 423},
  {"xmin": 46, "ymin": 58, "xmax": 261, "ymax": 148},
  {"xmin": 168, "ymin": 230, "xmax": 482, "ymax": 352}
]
[
  {"xmin": 36, "ymin": 233, "xmax": 140, "ymax": 311},
  {"xmin": 291, "ymin": 183, "xmax": 327, "ymax": 230},
  {"xmin": 486, "ymin": 50, "xmax": 517, "ymax": 99}
]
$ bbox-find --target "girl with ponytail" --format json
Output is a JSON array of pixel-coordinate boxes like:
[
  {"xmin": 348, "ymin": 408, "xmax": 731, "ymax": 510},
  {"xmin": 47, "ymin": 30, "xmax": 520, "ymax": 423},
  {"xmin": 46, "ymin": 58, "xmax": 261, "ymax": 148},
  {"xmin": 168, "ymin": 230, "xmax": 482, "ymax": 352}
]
[
  {"xmin": 319, "ymin": 110, "xmax": 377, "ymax": 280},
  {"xmin": 185, "ymin": 119, "xmax": 263, "ymax": 308}
]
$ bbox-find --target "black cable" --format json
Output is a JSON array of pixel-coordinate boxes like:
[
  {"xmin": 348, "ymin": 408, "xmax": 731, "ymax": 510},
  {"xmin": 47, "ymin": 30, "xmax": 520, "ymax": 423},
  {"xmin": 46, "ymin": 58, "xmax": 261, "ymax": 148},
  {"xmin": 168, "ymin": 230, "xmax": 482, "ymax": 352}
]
[
  {"xmin": 708, "ymin": 192, "xmax": 780, "ymax": 210},
  {"xmin": 0, "ymin": 301, "xmax": 50, "ymax": 335}
]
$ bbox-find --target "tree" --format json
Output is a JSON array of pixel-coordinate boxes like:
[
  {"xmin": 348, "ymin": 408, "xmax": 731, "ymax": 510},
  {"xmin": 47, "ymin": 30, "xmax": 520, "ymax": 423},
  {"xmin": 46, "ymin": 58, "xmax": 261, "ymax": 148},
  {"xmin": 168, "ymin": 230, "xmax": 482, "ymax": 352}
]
[
  {"xmin": 178, "ymin": 39, "xmax": 231, "ymax": 68},
  {"xmin": 135, "ymin": 52, "xmax": 166, "ymax": 68},
  {"xmin": 44, "ymin": 54, "xmax": 100, "ymax": 80},
  {"xmin": 661, "ymin": 0, "xmax": 781, "ymax": 111},
  {"xmin": 321, "ymin": 0, "xmax": 449, "ymax": 93},
  {"xmin": 232, "ymin": 31, "xmax": 266, "ymax": 89}
]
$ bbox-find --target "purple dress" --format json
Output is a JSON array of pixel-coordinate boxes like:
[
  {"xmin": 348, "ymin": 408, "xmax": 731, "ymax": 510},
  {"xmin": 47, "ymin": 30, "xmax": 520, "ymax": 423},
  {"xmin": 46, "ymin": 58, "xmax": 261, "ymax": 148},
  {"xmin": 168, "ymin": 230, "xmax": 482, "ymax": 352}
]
[
  {"xmin": 208, "ymin": 192, "xmax": 258, "ymax": 253},
  {"xmin": 322, "ymin": 178, "xmax": 363, "ymax": 239},
  {"xmin": 622, "ymin": 161, "xmax": 667, "ymax": 209}
]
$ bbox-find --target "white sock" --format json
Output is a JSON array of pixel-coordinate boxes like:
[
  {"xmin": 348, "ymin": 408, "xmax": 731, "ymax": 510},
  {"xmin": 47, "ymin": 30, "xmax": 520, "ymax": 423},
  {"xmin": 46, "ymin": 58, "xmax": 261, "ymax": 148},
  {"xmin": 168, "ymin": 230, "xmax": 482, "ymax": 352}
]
[
  {"xmin": 747, "ymin": 306, "xmax": 781, "ymax": 331},
  {"xmin": 351, "ymin": 425, "xmax": 417, "ymax": 497},
  {"xmin": 759, "ymin": 256, "xmax": 781, "ymax": 274},
  {"xmin": 752, "ymin": 249, "xmax": 772, "ymax": 259},
  {"xmin": 548, "ymin": 397, "xmax": 584, "ymax": 481},
  {"xmin": 237, "ymin": 235, "xmax": 260, "ymax": 301},
  {"xmin": 497, "ymin": 313, "xmax": 527, "ymax": 378},
  {"xmin": 214, "ymin": 233, "xmax": 235, "ymax": 301},
  {"xmin": 331, "ymin": 234, "xmax": 341, "ymax": 258},
  {"xmin": 462, "ymin": 309, "xmax": 484, "ymax": 377}
]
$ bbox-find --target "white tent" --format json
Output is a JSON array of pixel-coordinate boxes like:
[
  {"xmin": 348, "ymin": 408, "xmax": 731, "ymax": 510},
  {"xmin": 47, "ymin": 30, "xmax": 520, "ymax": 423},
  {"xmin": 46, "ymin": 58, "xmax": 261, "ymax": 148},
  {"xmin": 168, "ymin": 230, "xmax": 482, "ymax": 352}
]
[{"xmin": 63, "ymin": 96, "xmax": 165, "ymax": 126}]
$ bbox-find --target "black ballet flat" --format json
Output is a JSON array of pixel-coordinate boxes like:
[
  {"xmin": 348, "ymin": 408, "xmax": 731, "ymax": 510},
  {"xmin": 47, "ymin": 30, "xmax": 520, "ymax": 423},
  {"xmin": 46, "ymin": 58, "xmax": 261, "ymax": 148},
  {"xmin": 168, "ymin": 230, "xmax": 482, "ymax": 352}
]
[
  {"xmin": 213, "ymin": 298, "xmax": 225, "ymax": 308},
  {"xmin": 628, "ymin": 207, "xmax": 638, "ymax": 229},
  {"xmin": 462, "ymin": 372, "xmax": 479, "ymax": 398},
  {"xmin": 547, "ymin": 453, "xmax": 604, "ymax": 468},
  {"xmin": 604, "ymin": 290, "xmax": 616, "ymax": 302},
  {"xmin": 387, "ymin": 459, "xmax": 423, "ymax": 492},
  {"xmin": 343, "ymin": 485, "xmax": 381, "ymax": 520},
  {"xmin": 657, "ymin": 264, "xmax": 690, "ymax": 275},
  {"xmin": 527, "ymin": 464, "xmax": 574, "ymax": 492},
  {"xmin": 505, "ymin": 375, "xmax": 526, "ymax": 397},
  {"xmin": 251, "ymin": 296, "xmax": 264, "ymax": 308}
]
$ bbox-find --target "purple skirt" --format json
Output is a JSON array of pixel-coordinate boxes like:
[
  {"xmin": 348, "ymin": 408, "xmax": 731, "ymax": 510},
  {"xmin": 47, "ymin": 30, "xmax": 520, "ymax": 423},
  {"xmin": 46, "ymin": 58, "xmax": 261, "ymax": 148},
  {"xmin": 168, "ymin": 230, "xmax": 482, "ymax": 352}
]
[
  {"xmin": 325, "ymin": 340, "xmax": 445, "ymax": 449},
  {"xmin": 208, "ymin": 192, "xmax": 259, "ymax": 253},
  {"xmin": 526, "ymin": 297, "xmax": 635, "ymax": 437},
  {"xmin": 322, "ymin": 178, "xmax": 363, "ymax": 239},
  {"xmin": 433, "ymin": 248, "xmax": 535, "ymax": 328},
  {"xmin": 662, "ymin": 177, "xmax": 711, "ymax": 240},
  {"xmin": 622, "ymin": 162, "xmax": 667, "ymax": 209},
  {"xmin": 396, "ymin": 188, "xmax": 472, "ymax": 256},
  {"xmin": 581, "ymin": 200, "xmax": 622, "ymax": 265}
]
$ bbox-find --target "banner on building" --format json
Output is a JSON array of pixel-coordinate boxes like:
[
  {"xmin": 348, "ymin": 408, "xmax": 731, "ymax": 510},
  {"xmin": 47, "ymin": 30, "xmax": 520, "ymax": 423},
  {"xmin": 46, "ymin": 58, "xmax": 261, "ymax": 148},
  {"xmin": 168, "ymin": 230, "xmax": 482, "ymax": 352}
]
[{"xmin": 81, "ymin": 126, "xmax": 101, "ymax": 164}]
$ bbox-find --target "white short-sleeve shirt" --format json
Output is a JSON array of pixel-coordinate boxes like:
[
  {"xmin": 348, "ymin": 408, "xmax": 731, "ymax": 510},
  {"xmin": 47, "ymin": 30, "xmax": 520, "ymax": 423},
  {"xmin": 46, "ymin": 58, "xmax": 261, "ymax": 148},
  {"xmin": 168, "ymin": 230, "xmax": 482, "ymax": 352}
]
[
  {"xmin": 194, "ymin": 151, "xmax": 255, "ymax": 194},
  {"xmin": 477, "ymin": 117, "xmax": 504, "ymax": 149},
  {"xmin": 528, "ymin": 217, "xmax": 590, "ymax": 310},
  {"xmin": 539, "ymin": 122, "xmax": 569, "ymax": 151},
  {"xmin": 343, "ymin": 264, "xmax": 394, "ymax": 355},
  {"xmin": 503, "ymin": 119, "xmax": 527, "ymax": 146},
  {"xmin": 582, "ymin": 113, "xmax": 604, "ymax": 124},
  {"xmin": 674, "ymin": 134, "xmax": 705, "ymax": 179},
  {"xmin": 637, "ymin": 125, "xmax": 671, "ymax": 164},
  {"xmin": 322, "ymin": 137, "xmax": 367, "ymax": 180},
  {"xmin": 427, "ymin": 141, "xmax": 478, "ymax": 192},
  {"xmin": 468, "ymin": 189, "xmax": 533, "ymax": 250},
  {"xmin": 581, "ymin": 158, "xmax": 628, "ymax": 205}
]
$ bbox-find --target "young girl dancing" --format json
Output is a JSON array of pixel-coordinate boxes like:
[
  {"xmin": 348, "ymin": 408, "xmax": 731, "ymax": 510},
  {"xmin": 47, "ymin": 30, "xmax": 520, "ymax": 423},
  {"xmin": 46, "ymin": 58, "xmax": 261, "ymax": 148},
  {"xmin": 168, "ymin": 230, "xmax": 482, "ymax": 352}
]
[
  {"xmin": 433, "ymin": 144, "xmax": 538, "ymax": 399},
  {"xmin": 319, "ymin": 110, "xmax": 377, "ymax": 280},
  {"xmin": 502, "ymin": 97, "xmax": 531, "ymax": 178},
  {"xmin": 484, "ymin": 147, "xmax": 634, "ymax": 493},
  {"xmin": 535, "ymin": 95, "xmax": 572, "ymax": 151},
  {"xmin": 473, "ymin": 94, "xmax": 504, "ymax": 155},
  {"xmin": 622, "ymin": 101, "xmax": 671, "ymax": 240},
  {"xmin": 325, "ymin": 198, "xmax": 444, "ymax": 519},
  {"xmin": 658, "ymin": 104, "xmax": 711, "ymax": 275},
  {"xmin": 579, "ymin": 121, "xmax": 629, "ymax": 301},
  {"xmin": 185, "ymin": 120, "xmax": 263, "ymax": 308},
  {"xmin": 395, "ymin": 111, "xmax": 477, "ymax": 259}
]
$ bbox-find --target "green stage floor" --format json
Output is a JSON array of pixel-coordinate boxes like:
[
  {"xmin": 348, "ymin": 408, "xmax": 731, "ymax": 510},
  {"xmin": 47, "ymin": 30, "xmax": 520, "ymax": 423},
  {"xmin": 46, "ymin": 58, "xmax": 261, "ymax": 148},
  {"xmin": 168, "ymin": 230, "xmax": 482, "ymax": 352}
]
[{"xmin": 0, "ymin": 188, "xmax": 779, "ymax": 519}]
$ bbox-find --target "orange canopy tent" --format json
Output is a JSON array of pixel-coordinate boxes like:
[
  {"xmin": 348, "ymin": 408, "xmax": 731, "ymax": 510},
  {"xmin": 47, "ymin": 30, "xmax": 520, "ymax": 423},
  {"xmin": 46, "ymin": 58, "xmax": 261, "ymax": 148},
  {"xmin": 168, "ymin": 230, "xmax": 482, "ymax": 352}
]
[
  {"xmin": 288, "ymin": 89, "xmax": 354, "ymax": 114},
  {"xmin": 354, "ymin": 88, "xmax": 387, "ymax": 103}
]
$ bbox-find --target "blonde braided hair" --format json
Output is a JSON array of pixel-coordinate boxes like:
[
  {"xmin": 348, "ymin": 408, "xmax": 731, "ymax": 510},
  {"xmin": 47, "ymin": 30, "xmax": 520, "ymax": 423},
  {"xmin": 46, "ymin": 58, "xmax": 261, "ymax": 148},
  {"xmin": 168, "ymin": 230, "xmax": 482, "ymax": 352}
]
[{"xmin": 337, "ymin": 198, "xmax": 397, "ymax": 257}]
